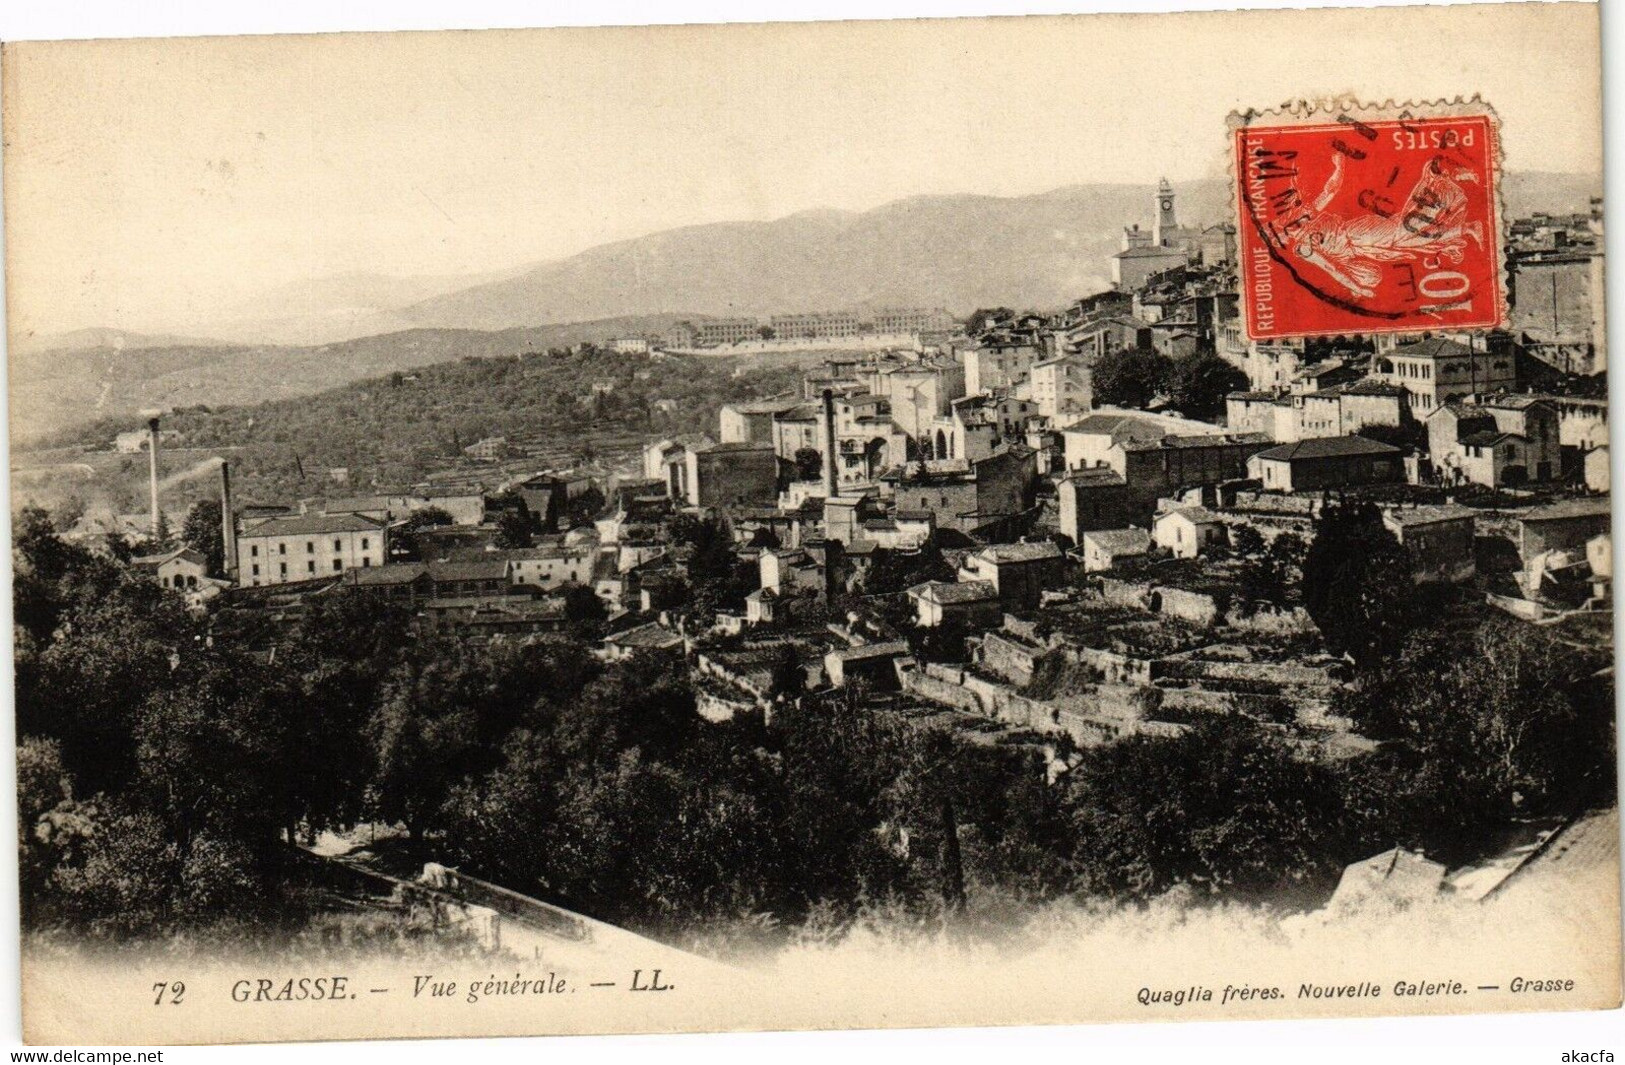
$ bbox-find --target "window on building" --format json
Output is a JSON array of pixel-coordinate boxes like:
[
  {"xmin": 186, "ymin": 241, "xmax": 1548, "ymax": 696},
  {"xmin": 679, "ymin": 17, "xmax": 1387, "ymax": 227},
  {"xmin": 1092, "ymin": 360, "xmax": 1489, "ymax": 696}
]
[
  {"xmin": 279, "ymin": 543, "xmax": 286, "ymax": 555},
  {"xmin": 279, "ymin": 563, "xmax": 287, "ymax": 576},
  {"xmin": 334, "ymin": 539, "xmax": 343, "ymax": 551},
  {"xmin": 307, "ymin": 541, "xmax": 315, "ymax": 553},
  {"xmin": 361, "ymin": 538, "xmax": 370, "ymax": 550},
  {"xmin": 251, "ymin": 545, "xmax": 259, "ymax": 557},
  {"xmin": 362, "ymin": 558, "xmax": 371, "ymax": 568},
  {"xmin": 333, "ymin": 559, "xmax": 343, "ymax": 572},
  {"xmin": 308, "ymin": 561, "xmax": 316, "ymax": 574},
  {"xmin": 252, "ymin": 564, "xmax": 260, "ymax": 576}
]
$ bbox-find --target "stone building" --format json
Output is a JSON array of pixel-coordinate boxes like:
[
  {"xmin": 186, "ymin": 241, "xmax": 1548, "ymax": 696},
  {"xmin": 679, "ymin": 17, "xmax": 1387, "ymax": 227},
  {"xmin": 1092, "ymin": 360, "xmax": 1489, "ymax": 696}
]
[
  {"xmin": 1509, "ymin": 244, "xmax": 1607, "ymax": 375},
  {"xmin": 964, "ymin": 335, "xmax": 1042, "ymax": 396},
  {"xmin": 237, "ymin": 513, "xmax": 387, "ymax": 588},
  {"xmin": 501, "ymin": 544, "xmax": 598, "ymax": 590},
  {"xmin": 1061, "ymin": 409, "xmax": 1227, "ymax": 472},
  {"xmin": 1080, "ymin": 527, "xmax": 1151, "ymax": 571},
  {"xmin": 1152, "ymin": 505, "xmax": 1226, "ymax": 559},
  {"xmin": 720, "ymin": 398, "xmax": 802, "ymax": 445},
  {"xmin": 643, "ymin": 434, "xmax": 714, "ymax": 499},
  {"xmin": 684, "ymin": 442, "xmax": 779, "ymax": 508},
  {"xmin": 691, "ymin": 318, "xmax": 761, "ymax": 346},
  {"xmin": 907, "ymin": 580, "xmax": 1001, "ymax": 628},
  {"xmin": 1381, "ymin": 504, "xmax": 1477, "ymax": 584},
  {"xmin": 770, "ymin": 310, "xmax": 862, "ymax": 341},
  {"xmin": 956, "ymin": 541, "xmax": 1064, "ymax": 612},
  {"xmin": 825, "ymin": 641, "xmax": 911, "ymax": 689},
  {"xmin": 1427, "ymin": 395, "xmax": 1560, "ymax": 488},
  {"xmin": 1369, "ymin": 337, "xmax": 1517, "ymax": 416},
  {"xmin": 1066, "ymin": 315, "xmax": 1153, "ymax": 361},
  {"xmin": 881, "ymin": 448, "xmax": 1036, "ymax": 536},
  {"xmin": 1247, "ymin": 436, "xmax": 1404, "ymax": 493},
  {"xmin": 867, "ymin": 360, "xmax": 966, "ymax": 441},
  {"xmin": 1058, "ymin": 468, "xmax": 1140, "ymax": 543},
  {"xmin": 1110, "ymin": 180, "xmax": 1202, "ymax": 290},
  {"xmin": 1029, "ymin": 352, "xmax": 1093, "ymax": 421},
  {"xmin": 1518, "ymin": 498, "xmax": 1613, "ymax": 563},
  {"xmin": 1337, "ymin": 380, "xmax": 1409, "ymax": 436},
  {"xmin": 131, "ymin": 546, "xmax": 209, "ymax": 592}
]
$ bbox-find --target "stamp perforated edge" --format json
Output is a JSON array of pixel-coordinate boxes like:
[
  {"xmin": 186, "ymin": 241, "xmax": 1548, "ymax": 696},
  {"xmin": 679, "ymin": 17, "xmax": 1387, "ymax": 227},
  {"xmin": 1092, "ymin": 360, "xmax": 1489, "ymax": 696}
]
[{"xmin": 1225, "ymin": 94, "xmax": 1508, "ymax": 341}]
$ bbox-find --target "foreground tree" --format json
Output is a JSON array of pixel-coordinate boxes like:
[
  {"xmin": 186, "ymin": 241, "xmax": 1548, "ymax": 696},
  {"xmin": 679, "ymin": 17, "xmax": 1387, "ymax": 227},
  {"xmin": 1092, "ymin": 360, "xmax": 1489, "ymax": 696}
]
[
  {"xmin": 181, "ymin": 499, "xmax": 226, "ymax": 576},
  {"xmin": 1301, "ymin": 501, "xmax": 1416, "ymax": 669},
  {"xmin": 1064, "ymin": 718, "xmax": 1351, "ymax": 901},
  {"xmin": 1336, "ymin": 617, "xmax": 1615, "ymax": 859}
]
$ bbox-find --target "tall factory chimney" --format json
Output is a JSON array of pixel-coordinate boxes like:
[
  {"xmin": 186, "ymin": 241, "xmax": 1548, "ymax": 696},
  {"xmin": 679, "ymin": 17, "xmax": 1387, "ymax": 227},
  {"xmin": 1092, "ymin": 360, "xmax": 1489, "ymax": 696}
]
[
  {"xmin": 219, "ymin": 460, "xmax": 237, "ymax": 580},
  {"xmin": 147, "ymin": 417, "xmax": 163, "ymax": 540},
  {"xmin": 821, "ymin": 388, "xmax": 839, "ymax": 499}
]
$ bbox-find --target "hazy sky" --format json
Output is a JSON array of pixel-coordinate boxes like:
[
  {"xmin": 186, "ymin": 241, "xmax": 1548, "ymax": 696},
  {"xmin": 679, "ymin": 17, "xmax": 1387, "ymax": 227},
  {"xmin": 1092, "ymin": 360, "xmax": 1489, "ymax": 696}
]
[{"xmin": 3, "ymin": 3, "xmax": 1603, "ymax": 337}]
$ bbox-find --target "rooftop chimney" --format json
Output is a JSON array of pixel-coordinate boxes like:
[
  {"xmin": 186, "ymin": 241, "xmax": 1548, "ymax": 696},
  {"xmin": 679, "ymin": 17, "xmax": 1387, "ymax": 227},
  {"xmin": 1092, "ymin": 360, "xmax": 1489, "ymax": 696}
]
[
  {"xmin": 219, "ymin": 460, "xmax": 237, "ymax": 580},
  {"xmin": 147, "ymin": 417, "xmax": 162, "ymax": 540},
  {"xmin": 821, "ymin": 388, "xmax": 839, "ymax": 499}
]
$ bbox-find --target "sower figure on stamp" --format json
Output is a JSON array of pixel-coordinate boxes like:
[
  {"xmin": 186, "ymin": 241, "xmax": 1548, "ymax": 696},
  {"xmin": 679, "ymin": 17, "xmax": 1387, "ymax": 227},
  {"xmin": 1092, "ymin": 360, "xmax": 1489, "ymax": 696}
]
[{"xmin": 1290, "ymin": 151, "xmax": 1485, "ymax": 299}]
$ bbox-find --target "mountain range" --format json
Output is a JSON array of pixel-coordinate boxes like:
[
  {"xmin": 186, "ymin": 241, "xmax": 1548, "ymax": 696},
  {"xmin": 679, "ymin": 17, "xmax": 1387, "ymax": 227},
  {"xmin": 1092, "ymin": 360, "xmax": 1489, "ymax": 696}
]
[{"xmin": 9, "ymin": 172, "xmax": 1600, "ymax": 444}]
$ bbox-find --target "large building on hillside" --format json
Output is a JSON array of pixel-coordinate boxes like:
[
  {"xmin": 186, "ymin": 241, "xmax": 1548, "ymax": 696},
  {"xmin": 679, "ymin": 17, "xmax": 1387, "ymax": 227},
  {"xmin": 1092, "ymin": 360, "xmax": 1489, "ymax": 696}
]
[
  {"xmin": 869, "ymin": 307, "xmax": 959, "ymax": 334},
  {"xmin": 667, "ymin": 318, "xmax": 760, "ymax": 347},
  {"xmin": 771, "ymin": 310, "xmax": 862, "ymax": 341},
  {"xmin": 1111, "ymin": 180, "xmax": 1203, "ymax": 290},
  {"xmin": 237, "ymin": 513, "xmax": 387, "ymax": 588},
  {"xmin": 1369, "ymin": 337, "xmax": 1517, "ymax": 415}
]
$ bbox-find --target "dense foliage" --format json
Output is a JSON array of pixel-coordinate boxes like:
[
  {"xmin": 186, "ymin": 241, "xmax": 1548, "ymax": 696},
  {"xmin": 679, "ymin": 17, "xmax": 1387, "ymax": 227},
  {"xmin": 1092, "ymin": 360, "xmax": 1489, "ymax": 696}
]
[
  {"xmin": 12, "ymin": 501, "xmax": 1614, "ymax": 951},
  {"xmin": 1301, "ymin": 501, "xmax": 1420, "ymax": 668},
  {"xmin": 31, "ymin": 347, "xmax": 804, "ymax": 512},
  {"xmin": 1092, "ymin": 346, "xmax": 1246, "ymax": 419}
]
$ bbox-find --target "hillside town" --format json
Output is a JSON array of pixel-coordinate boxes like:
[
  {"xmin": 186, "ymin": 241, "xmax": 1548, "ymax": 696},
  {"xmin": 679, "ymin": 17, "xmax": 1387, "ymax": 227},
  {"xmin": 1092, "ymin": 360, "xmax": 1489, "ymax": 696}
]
[
  {"xmin": 153, "ymin": 182, "xmax": 1607, "ymax": 657},
  {"xmin": 14, "ymin": 180, "xmax": 1614, "ymax": 952}
]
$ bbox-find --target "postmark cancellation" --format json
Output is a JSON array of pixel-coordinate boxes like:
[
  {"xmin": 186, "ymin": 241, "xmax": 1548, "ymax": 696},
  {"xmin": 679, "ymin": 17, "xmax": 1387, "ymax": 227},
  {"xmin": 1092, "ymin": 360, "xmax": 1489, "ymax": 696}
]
[{"xmin": 1230, "ymin": 97, "xmax": 1506, "ymax": 341}]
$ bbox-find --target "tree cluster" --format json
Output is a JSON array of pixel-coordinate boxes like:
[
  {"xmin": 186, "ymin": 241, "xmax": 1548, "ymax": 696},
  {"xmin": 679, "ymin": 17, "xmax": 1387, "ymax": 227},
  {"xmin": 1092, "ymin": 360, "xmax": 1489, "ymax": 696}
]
[
  {"xmin": 13, "ymin": 500, "xmax": 1614, "ymax": 950},
  {"xmin": 1092, "ymin": 347, "xmax": 1247, "ymax": 420},
  {"xmin": 40, "ymin": 349, "xmax": 805, "ymax": 517}
]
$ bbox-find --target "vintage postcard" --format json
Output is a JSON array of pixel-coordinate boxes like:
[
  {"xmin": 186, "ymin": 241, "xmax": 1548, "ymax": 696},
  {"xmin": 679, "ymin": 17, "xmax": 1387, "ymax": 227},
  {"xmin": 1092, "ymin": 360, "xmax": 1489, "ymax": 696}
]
[{"xmin": 3, "ymin": 2, "xmax": 1616, "ymax": 1047}]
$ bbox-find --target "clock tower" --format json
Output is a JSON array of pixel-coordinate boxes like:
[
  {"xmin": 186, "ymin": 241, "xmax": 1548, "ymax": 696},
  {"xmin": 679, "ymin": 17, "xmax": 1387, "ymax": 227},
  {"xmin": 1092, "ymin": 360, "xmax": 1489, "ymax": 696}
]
[{"xmin": 1152, "ymin": 177, "xmax": 1177, "ymax": 247}]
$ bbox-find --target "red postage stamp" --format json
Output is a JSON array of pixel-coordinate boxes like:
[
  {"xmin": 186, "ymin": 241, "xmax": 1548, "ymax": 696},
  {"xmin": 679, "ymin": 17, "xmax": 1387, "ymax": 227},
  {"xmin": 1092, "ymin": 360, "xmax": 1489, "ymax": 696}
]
[{"xmin": 1231, "ymin": 101, "xmax": 1504, "ymax": 341}]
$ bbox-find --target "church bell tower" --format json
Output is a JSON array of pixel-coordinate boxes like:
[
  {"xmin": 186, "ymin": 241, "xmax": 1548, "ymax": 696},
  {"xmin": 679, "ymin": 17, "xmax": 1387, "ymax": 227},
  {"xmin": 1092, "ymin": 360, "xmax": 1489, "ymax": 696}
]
[{"xmin": 1152, "ymin": 177, "xmax": 1177, "ymax": 247}]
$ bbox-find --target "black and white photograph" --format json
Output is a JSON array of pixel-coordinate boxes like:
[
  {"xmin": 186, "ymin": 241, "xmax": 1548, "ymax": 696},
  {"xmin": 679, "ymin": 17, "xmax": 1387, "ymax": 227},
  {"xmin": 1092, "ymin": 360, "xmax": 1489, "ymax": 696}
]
[{"xmin": 2, "ymin": 1, "xmax": 1618, "ymax": 1048}]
